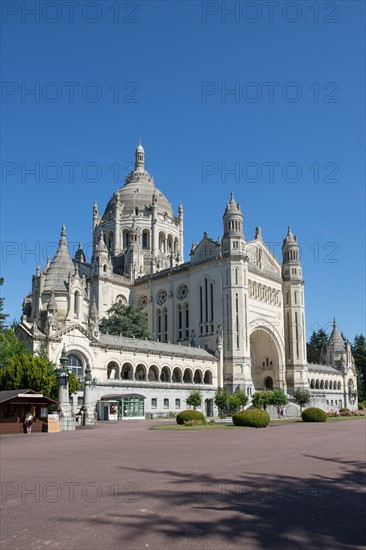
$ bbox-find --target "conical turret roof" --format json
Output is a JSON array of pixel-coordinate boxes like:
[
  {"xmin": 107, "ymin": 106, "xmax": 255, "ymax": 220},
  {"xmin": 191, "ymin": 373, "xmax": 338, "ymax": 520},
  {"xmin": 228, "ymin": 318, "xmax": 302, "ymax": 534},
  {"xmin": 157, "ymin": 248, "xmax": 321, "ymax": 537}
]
[
  {"xmin": 43, "ymin": 226, "xmax": 75, "ymax": 292},
  {"xmin": 328, "ymin": 318, "xmax": 345, "ymax": 352}
]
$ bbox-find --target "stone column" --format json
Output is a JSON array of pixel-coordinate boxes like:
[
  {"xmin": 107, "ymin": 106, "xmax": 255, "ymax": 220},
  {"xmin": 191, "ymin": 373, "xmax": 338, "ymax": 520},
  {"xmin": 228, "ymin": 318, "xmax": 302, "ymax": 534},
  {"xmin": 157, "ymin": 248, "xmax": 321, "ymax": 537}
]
[
  {"xmin": 83, "ymin": 364, "xmax": 97, "ymax": 425},
  {"xmin": 56, "ymin": 345, "xmax": 75, "ymax": 431}
]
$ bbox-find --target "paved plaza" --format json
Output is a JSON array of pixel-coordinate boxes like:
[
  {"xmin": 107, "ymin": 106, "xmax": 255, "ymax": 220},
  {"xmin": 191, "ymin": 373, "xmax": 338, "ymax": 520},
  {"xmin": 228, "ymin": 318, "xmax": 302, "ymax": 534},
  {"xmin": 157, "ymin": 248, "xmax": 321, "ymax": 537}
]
[{"xmin": 1, "ymin": 420, "xmax": 365, "ymax": 550}]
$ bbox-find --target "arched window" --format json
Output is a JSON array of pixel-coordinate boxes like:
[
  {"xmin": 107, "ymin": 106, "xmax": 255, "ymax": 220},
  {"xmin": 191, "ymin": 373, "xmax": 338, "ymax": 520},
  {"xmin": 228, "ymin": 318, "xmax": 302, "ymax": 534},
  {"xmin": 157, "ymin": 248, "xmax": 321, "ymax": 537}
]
[
  {"xmin": 204, "ymin": 370, "xmax": 212, "ymax": 384},
  {"xmin": 135, "ymin": 365, "xmax": 146, "ymax": 381},
  {"xmin": 184, "ymin": 303, "xmax": 189, "ymax": 338},
  {"xmin": 157, "ymin": 309, "xmax": 162, "ymax": 342},
  {"xmin": 107, "ymin": 361, "xmax": 119, "ymax": 380},
  {"xmin": 142, "ymin": 230, "xmax": 150, "ymax": 249},
  {"xmin": 160, "ymin": 366, "xmax": 171, "ymax": 383},
  {"xmin": 148, "ymin": 366, "xmax": 159, "ymax": 382},
  {"xmin": 183, "ymin": 368, "xmax": 192, "ymax": 383},
  {"xmin": 310, "ymin": 379, "xmax": 315, "ymax": 389},
  {"xmin": 163, "ymin": 307, "xmax": 168, "ymax": 342},
  {"xmin": 315, "ymin": 380, "xmax": 320, "ymax": 389},
  {"xmin": 67, "ymin": 354, "xmax": 82, "ymax": 377},
  {"xmin": 121, "ymin": 363, "xmax": 133, "ymax": 380},
  {"xmin": 123, "ymin": 230, "xmax": 129, "ymax": 249},
  {"xmin": 167, "ymin": 234, "xmax": 173, "ymax": 253},
  {"xmin": 338, "ymin": 381, "xmax": 341, "ymax": 390},
  {"xmin": 159, "ymin": 232, "xmax": 166, "ymax": 253},
  {"xmin": 172, "ymin": 367, "xmax": 182, "ymax": 383},
  {"xmin": 264, "ymin": 376, "xmax": 273, "ymax": 390},
  {"xmin": 320, "ymin": 380, "xmax": 324, "ymax": 389},
  {"xmin": 177, "ymin": 304, "xmax": 183, "ymax": 340},
  {"xmin": 325, "ymin": 380, "xmax": 328, "ymax": 389},
  {"xmin": 107, "ymin": 232, "xmax": 114, "ymax": 252},
  {"xmin": 194, "ymin": 370, "xmax": 203, "ymax": 384},
  {"xmin": 74, "ymin": 291, "xmax": 80, "ymax": 317}
]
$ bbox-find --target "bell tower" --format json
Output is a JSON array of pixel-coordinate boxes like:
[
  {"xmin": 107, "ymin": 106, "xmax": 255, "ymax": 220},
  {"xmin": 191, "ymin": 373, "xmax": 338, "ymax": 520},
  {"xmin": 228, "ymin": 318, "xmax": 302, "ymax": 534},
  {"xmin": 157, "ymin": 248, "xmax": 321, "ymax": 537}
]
[
  {"xmin": 282, "ymin": 227, "xmax": 308, "ymax": 390},
  {"xmin": 222, "ymin": 193, "xmax": 245, "ymax": 256}
]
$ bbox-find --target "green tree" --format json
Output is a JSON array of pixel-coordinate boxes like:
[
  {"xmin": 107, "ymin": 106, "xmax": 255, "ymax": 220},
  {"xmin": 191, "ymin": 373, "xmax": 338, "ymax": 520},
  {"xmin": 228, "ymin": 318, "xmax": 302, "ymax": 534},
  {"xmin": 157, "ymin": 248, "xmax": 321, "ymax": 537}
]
[
  {"xmin": 214, "ymin": 389, "xmax": 229, "ymax": 417},
  {"xmin": 68, "ymin": 372, "xmax": 81, "ymax": 396},
  {"xmin": 0, "ymin": 330, "xmax": 30, "ymax": 368},
  {"xmin": 252, "ymin": 389, "xmax": 272, "ymax": 410},
  {"xmin": 293, "ymin": 388, "xmax": 311, "ymax": 413},
  {"xmin": 307, "ymin": 329, "xmax": 328, "ymax": 363},
  {"xmin": 352, "ymin": 334, "xmax": 366, "ymax": 402},
  {"xmin": 0, "ymin": 353, "xmax": 58, "ymax": 399},
  {"xmin": 0, "ymin": 278, "xmax": 9, "ymax": 332},
  {"xmin": 268, "ymin": 389, "xmax": 288, "ymax": 417},
  {"xmin": 228, "ymin": 393, "xmax": 240, "ymax": 413},
  {"xmin": 234, "ymin": 387, "xmax": 249, "ymax": 410},
  {"xmin": 99, "ymin": 303, "xmax": 154, "ymax": 340},
  {"xmin": 186, "ymin": 390, "xmax": 202, "ymax": 410}
]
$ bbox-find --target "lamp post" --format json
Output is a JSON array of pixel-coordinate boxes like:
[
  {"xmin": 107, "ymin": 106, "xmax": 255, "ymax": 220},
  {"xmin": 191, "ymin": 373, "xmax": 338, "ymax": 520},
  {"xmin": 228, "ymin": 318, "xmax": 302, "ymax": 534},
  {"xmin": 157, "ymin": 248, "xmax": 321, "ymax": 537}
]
[
  {"xmin": 55, "ymin": 344, "xmax": 75, "ymax": 431},
  {"xmin": 78, "ymin": 363, "xmax": 97, "ymax": 425}
]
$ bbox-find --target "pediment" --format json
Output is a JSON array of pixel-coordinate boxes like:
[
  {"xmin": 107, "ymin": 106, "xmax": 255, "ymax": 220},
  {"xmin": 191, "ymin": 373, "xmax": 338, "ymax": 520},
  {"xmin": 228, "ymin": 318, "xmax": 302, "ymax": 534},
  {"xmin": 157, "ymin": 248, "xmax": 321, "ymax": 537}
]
[
  {"xmin": 57, "ymin": 323, "xmax": 101, "ymax": 344},
  {"xmin": 190, "ymin": 235, "xmax": 221, "ymax": 264},
  {"xmin": 246, "ymin": 240, "xmax": 281, "ymax": 277}
]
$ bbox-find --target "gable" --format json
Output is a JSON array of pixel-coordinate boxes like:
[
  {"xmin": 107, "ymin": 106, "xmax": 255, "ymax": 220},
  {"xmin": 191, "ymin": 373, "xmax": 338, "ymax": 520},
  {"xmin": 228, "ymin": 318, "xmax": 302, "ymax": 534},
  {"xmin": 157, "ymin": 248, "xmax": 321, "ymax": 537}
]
[
  {"xmin": 57, "ymin": 323, "xmax": 101, "ymax": 344},
  {"xmin": 190, "ymin": 236, "xmax": 221, "ymax": 265},
  {"xmin": 246, "ymin": 240, "xmax": 281, "ymax": 278}
]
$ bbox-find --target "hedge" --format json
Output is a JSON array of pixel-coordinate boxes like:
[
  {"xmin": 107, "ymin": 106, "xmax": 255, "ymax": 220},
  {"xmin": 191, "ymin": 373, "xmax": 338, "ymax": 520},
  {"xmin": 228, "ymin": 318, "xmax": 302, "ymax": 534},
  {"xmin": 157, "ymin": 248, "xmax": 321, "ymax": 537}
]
[
  {"xmin": 232, "ymin": 409, "xmax": 270, "ymax": 428},
  {"xmin": 301, "ymin": 407, "xmax": 327, "ymax": 423},
  {"xmin": 176, "ymin": 410, "xmax": 205, "ymax": 425}
]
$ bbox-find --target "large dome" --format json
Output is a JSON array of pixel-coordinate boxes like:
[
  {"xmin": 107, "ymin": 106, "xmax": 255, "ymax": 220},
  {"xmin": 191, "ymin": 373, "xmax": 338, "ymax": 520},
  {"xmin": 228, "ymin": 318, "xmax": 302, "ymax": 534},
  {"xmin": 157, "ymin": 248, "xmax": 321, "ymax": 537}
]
[
  {"xmin": 103, "ymin": 145, "xmax": 174, "ymax": 219},
  {"xmin": 93, "ymin": 144, "xmax": 184, "ymax": 276}
]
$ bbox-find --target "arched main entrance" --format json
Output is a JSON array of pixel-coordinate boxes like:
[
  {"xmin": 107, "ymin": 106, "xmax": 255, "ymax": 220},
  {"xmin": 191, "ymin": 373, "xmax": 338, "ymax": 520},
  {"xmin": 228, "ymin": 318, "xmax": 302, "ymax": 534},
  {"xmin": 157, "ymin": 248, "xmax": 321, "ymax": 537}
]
[{"xmin": 250, "ymin": 327, "xmax": 283, "ymax": 390}]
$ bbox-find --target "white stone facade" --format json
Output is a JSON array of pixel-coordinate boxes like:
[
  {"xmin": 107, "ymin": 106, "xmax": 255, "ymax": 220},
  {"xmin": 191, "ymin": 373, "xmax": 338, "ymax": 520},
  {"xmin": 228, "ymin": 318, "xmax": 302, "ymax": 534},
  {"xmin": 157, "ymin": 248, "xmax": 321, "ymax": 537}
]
[{"xmin": 17, "ymin": 144, "xmax": 358, "ymax": 417}]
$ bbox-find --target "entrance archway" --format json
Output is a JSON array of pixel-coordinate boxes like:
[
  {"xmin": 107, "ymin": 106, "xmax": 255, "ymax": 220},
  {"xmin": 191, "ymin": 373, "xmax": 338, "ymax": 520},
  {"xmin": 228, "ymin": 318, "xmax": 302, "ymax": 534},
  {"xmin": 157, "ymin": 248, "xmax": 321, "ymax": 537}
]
[
  {"xmin": 250, "ymin": 326, "xmax": 283, "ymax": 390},
  {"xmin": 264, "ymin": 376, "xmax": 273, "ymax": 390}
]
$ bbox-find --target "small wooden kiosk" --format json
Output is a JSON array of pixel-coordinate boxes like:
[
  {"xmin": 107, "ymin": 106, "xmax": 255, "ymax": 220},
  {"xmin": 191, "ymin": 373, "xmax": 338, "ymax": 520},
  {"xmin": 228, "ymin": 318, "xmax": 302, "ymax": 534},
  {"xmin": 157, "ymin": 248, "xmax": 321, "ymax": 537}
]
[{"xmin": 0, "ymin": 389, "xmax": 59, "ymax": 434}]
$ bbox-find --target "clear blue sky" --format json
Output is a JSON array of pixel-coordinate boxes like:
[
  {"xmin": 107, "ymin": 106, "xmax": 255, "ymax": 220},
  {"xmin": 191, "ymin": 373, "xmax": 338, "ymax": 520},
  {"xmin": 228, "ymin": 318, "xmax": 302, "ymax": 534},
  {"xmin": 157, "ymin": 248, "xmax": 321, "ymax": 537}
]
[{"xmin": 1, "ymin": 0, "xmax": 365, "ymax": 340}]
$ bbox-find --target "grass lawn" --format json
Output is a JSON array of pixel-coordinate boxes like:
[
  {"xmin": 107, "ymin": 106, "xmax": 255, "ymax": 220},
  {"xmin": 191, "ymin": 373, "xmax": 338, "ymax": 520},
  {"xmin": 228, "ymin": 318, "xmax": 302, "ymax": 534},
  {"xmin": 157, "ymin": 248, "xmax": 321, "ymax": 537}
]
[
  {"xmin": 150, "ymin": 423, "xmax": 243, "ymax": 430},
  {"xmin": 327, "ymin": 415, "xmax": 366, "ymax": 422},
  {"xmin": 150, "ymin": 415, "xmax": 365, "ymax": 430}
]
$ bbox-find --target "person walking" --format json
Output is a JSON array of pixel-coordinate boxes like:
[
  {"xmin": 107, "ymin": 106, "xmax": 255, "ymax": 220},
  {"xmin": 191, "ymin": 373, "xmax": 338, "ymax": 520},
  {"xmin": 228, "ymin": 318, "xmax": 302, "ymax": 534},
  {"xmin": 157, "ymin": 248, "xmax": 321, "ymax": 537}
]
[{"xmin": 23, "ymin": 412, "xmax": 33, "ymax": 434}]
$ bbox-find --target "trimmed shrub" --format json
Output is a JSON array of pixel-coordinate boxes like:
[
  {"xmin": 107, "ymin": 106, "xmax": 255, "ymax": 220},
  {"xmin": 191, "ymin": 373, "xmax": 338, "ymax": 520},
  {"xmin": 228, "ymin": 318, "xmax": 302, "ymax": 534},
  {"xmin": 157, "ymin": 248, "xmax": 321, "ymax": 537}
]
[
  {"xmin": 176, "ymin": 410, "xmax": 205, "ymax": 425},
  {"xmin": 301, "ymin": 407, "xmax": 327, "ymax": 422},
  {"xmin": 358, "ymin": 402, "xmax": 365, "ymax": 410},
  {"xmin": 232, "ymin": 409, "xmax": 270, "ymax": 428},
  {"xmin": 339, "ymin": 407, "xmax": 350, "ymax": 413}
]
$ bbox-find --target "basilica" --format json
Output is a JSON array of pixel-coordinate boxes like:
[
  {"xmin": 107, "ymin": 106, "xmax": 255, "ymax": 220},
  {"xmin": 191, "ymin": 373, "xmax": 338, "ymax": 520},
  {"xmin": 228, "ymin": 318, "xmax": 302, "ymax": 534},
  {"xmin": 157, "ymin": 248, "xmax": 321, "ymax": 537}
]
[{"xmin": 17, "ymin": 144, "xmax": 358, "ymax": 420}]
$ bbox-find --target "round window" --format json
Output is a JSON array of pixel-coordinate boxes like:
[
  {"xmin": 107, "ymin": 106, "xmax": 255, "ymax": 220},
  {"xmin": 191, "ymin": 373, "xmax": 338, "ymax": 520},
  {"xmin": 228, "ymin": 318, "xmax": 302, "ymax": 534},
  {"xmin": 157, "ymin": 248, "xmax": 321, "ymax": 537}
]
[
  {"xmin": 138, "ymin": 295, "xmax": 148, "ymax": 309},
  {"xmin": 156, "ymin": 289, "xmax": 167, "ymax": 305},
  {"xmin": 176, "ymin": 284, "xmax": 188, "ymax": 300}
]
